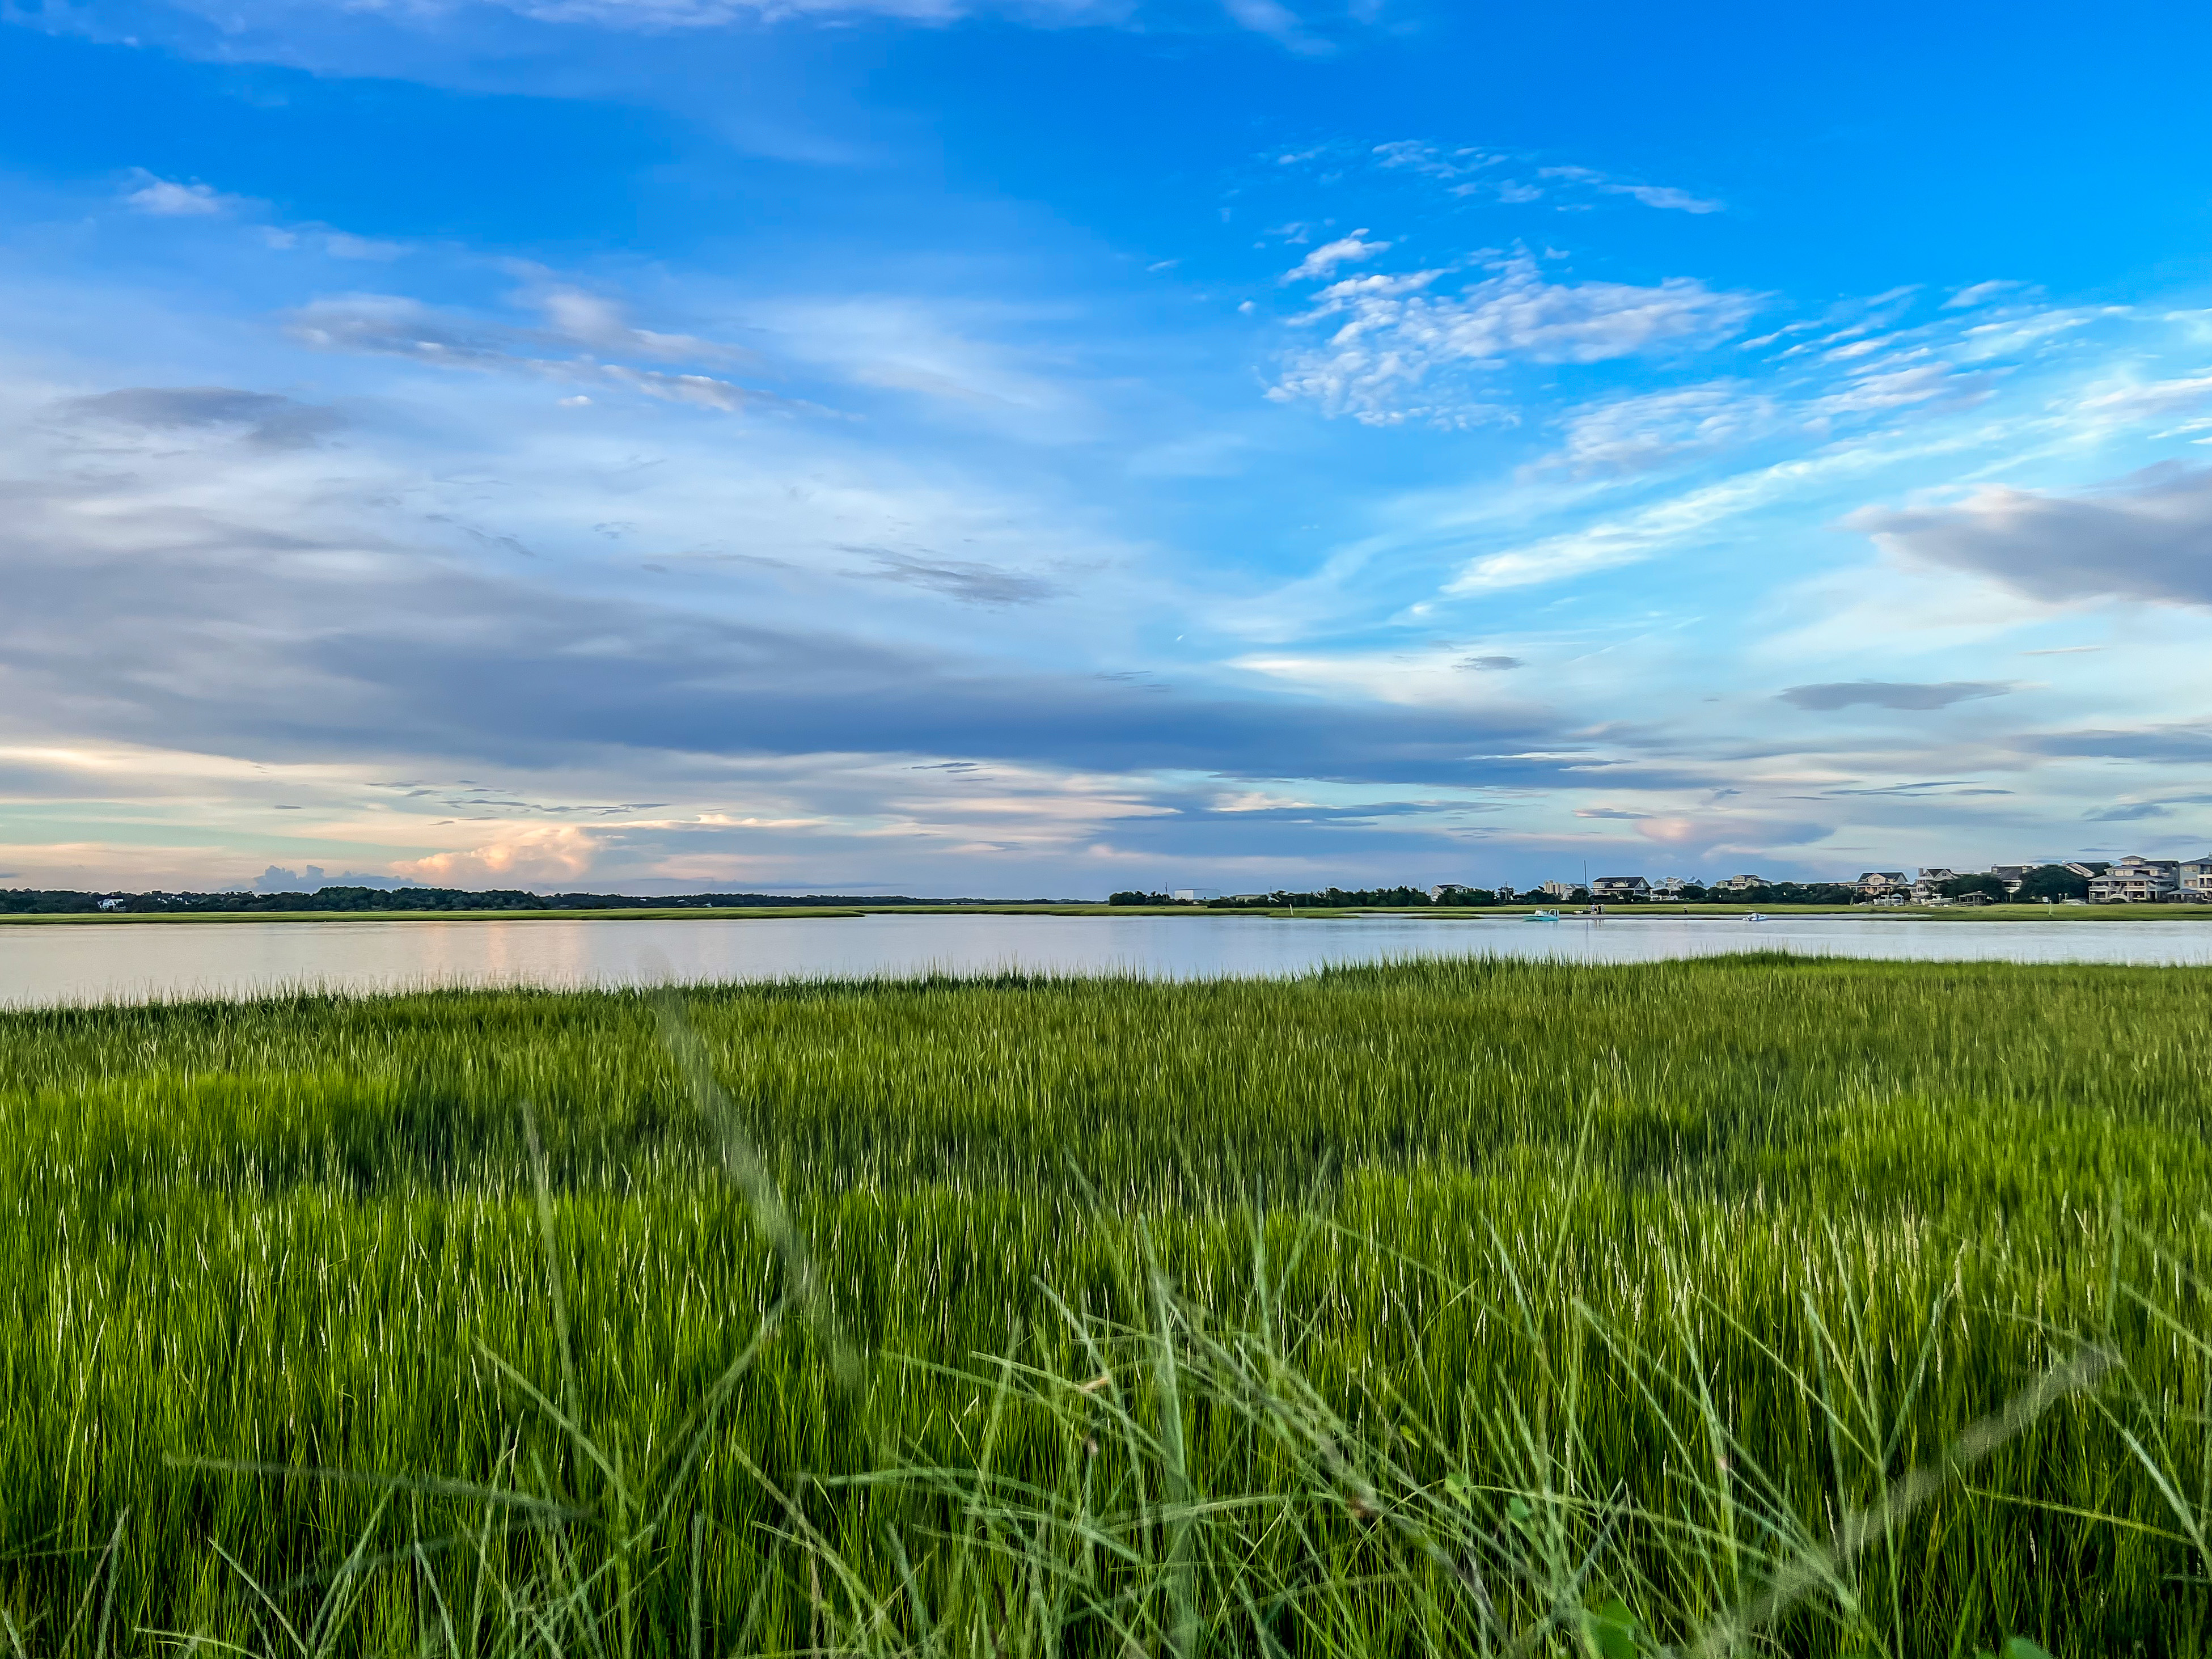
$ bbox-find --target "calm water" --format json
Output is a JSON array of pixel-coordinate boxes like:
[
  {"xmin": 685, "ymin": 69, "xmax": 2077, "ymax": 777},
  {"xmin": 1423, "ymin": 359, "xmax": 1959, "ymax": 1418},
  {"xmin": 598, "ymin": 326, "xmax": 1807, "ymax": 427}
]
[{"xmin": 3, "ymin": 912, "xmax": 2211, "ymax": 1009}]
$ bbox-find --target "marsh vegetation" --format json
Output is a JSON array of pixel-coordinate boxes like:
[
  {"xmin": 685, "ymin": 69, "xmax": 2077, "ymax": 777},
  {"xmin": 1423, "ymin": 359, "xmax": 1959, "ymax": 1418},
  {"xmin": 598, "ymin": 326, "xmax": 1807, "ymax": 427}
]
[{"xmin": 4, "ymin": 955, "xmax": 2209, "ymax": 1654}]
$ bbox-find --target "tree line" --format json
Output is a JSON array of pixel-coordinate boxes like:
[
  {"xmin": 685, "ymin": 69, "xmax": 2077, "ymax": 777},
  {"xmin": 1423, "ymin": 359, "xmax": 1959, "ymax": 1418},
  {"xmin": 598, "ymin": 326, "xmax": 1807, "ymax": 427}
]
[
  {"xmin": 1110, "ymin": 887, "xmax": 1494, "ymax": 908},
  {"xmin": 0, "ymin": 887, "xmax": 948, "ymax": 915}
]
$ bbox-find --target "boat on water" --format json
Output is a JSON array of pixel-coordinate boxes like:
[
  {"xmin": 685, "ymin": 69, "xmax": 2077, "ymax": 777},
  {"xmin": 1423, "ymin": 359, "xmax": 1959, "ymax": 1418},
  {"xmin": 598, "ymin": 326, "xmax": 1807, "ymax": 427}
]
[
  {"xmin": 1744, "ymin": 911, "xmax": 1768, "ymax": 922},
  {"xmin": 1525, "ymin": 909, "xmax": 1562, "ymax": 922}
]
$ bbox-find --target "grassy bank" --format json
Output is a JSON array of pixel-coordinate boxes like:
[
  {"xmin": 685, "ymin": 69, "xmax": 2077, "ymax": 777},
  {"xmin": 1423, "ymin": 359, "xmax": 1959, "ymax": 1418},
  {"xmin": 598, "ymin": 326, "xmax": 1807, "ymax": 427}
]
[{"xmin": 5, "ymin": 957, "xmax": 2211, "ymax": 1654}]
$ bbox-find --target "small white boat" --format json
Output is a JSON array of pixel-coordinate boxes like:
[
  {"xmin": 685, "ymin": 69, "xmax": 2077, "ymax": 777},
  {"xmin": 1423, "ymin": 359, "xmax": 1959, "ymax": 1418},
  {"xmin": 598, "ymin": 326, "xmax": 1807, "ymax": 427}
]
[
  {"xmin": 1525, "ymin": 909, "xmax": 1561, "ymax": 923},
  {"xmin": 1744, "ymin": 911, "xmax": 1767, "ymax": 922}
]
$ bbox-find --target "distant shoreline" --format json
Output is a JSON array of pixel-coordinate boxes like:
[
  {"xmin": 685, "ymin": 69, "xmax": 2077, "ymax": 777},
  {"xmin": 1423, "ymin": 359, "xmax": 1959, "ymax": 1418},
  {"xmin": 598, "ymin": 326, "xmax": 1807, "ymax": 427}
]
[{"xmin": 4, "ymin": 902, "xmax": 2208, "ymax": 926}]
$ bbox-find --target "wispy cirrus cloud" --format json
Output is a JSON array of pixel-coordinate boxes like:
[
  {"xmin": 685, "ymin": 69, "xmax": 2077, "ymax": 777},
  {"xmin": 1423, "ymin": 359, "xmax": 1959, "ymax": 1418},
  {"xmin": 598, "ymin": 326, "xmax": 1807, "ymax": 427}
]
[
  {"xmin": 375, "ymin": 0, "xmax": 1109, "ymax": 29},
  {"xmin": 750, "ymin": 297, "xmax": 1100, "ymax": 437},
  {"xmin": 1219, "ymin": 0, "xmax": 1328, "ymax": 54},
  {"xmin": 1271, "ymin": 255, "xmax": 1760, "ymax": 425},
  {"xmin": 1536, "ymin": 165, "xmax": 1723, "ymax": 214},
  {"xmin": 535, "ymin": 286, "xmax": 755, "ymax": 365},
  {"xmin": 1363, "ymin": 142, "xmax": 1720, "ymax": 213},
  {"xmin": 1538, "ymin": 382, "xmax": 1781, "ymax": 477},
  {"xmin": 121, "ymin": 168, "xmax": 255, "ymax": 217},
  {"xmin": 857, "ymin": 550, "xmax": 1068, "ymax": 606},
  {"xmin": 251, "ymin": 0, "xmax": 1359, "ymax": 48},
  {"xmin": 1281, "ymin": 230, "xmax": 1391, "ymax": 282},
  {"xmin": 2071, "ymin": 371, "xmax": 2212, "ymax": 424},
  {"xmin": 284, "ymin": 292, "xmax": 787, "ymax": 412},
  {"xmin": 1944, "ymin": 280, "xmax": 2027, "ymax": 309},
  {"xmin": 1440, "ymin": 436, "xmax": 1872, "ymax": 592}
]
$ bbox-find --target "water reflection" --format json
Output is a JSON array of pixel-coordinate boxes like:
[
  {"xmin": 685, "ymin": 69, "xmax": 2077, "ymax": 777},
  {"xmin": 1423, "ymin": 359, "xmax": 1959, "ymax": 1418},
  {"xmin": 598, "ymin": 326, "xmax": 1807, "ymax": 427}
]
[{"xmin": 2, "ymin": 911, "xmax": 2210, "ymax": 1010}]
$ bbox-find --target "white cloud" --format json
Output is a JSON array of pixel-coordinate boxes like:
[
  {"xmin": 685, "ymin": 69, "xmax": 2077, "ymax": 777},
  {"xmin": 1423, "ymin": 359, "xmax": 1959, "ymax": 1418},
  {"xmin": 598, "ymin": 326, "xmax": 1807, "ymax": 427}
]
[
  {"xmin": 393, "ymin": 826, "xmax": 604, "ymax": 884},
  {"xmin": 1446, "ymin": 422, "xmax": 1983, "ymax": 593},
  {"xmin": 484, "ymin": 0, "xmax": 1098, "ymax": 28},
  {"xmin": 1272, "ymin": 255, "xmax": 1760, "ymax": 424},
  {"xmin": 1810, "ymin": 359, "xmax": 1990, "ymax": 416},
  {"xmin": 1281, "ymin": 230, "xmax": 1392, "ymax": 283},
  {"xmin": 1310, "ymin": 270, "xmax": 1444, "ymax": 301},
  {"xmin": 1525, "ymin": 301, "xmax": 2133, "ymax": 485},
  {"xmin": 1441, "ymin": 518, "xmax": 1669, "ymax": 592},
  {"xmin": 1952, "ymin": 307, "xmax": 2117, "ymax": 361},
  {"xmin": 284, "ymin": 293, "xmax": 780, "ymax": 412},
  {"xmin": 324, "ymin": 231, "xmax": 409, "ymax": 261},
  {"xmin": 1370, "ymin": 141, "xmax": 1504, "ymax": 183},
  {"xmin": 394, "ymin": 0, "xmax": 1362, "ymax": 41},
  {"xmin": 2073, "ymin": 371, "xmax": 2212, "ymax": 423},
  {"xmin": 596, "ymin": 362, "xmax": 760, "ymax": 410},
  {"xmin": 121, "ymin": 170, "xmax": 248, "ymax": 218},
  {"xmin": 1631, "ymin": 814, "xmax": 1833, "ymax": 853},
  {"xmin": 754, "ymin": 297, "xmax": 1097, "ymax": 438},
  {"xmin": 1542, "ymin": 382, "xmax": 1779, "ymax": 476},
  {"xmin": 1536, "ymin": 166, "xmax": 1722, "ymax": 214},
  {"xmin": 1219, "ymin": 0, "xmax": 1326, "ymax": 52},
  {"xmin": 1365, "ymin": 145, "xmax": 1717, "ymax": 212},
  {"xmin": 1608, "ymin": 183, "xmax": 1722, "ymax": 214},
  {"xmin": 1944, "ymin": 280, "xmax": 2023, "ymax": 309},
  {"xmin": 538, "ymin": 287, "xmax": 748, "ymax": 363}
]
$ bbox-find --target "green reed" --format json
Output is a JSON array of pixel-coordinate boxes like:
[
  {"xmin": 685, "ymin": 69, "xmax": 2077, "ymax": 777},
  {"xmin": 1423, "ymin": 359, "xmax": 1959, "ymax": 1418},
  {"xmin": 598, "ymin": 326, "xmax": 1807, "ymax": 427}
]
[{"xmin": 3, "ymin": 954, "xmax": 2210, "ymax": 1654}]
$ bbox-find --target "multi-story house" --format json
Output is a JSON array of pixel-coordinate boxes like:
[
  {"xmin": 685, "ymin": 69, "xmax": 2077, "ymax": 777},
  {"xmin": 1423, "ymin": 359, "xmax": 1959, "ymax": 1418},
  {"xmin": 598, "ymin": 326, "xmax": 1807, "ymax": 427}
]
[
  {"xmin": 2088, "ymin": 856, "xmax": 2180, "ymax": 903},
  {"xmin": 1590, "ymin": 876, "xmax": 1651, "ymax": 900},
  {"xmin": 2181, "ymin": 858, "xmax": 2212, "ymax": 901},
  {"xmin": 1914, "ymin": 869, "xmax": 1961, "ymax": 903},
  {"xmin": 1718, "ymin": 874, "xmax": 1766, "ymax": 892},
  {"xmin": 1987, "ymin": 865, "xmax": 2032, "ymax": 895},
  {"xmin": 1855, "ymin": 871, "xmax": 1910, "ymax": 898},
  {"xmin": 1651, "ymin": 877, "xmax": 1690, "ymax": 898},
  {"xmin": 1538, "ymin": 879, "xmax": 1581, "ymax": 899}
]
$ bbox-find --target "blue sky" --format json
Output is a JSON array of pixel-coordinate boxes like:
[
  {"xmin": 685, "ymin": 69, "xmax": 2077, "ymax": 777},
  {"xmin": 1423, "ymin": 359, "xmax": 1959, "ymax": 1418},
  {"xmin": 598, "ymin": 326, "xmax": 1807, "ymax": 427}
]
[{"xmin": 2, "ymin": 0, "xmax": 2210, "ymax": 896}]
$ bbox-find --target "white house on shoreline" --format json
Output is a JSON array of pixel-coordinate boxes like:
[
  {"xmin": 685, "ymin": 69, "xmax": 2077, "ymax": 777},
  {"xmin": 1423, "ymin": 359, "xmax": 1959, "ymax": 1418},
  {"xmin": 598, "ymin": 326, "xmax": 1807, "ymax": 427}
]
[
  {"xmin": 2088, "ymin": 857, "xmax": 2181, "ymax": 903},
  {"xmin": 1419, "ymin": 854, "xmax": 2212, "ymax": 905}
]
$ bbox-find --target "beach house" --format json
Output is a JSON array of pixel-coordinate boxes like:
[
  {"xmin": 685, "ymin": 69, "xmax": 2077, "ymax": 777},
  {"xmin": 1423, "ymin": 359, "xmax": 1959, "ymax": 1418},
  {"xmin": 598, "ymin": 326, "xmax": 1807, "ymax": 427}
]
[{"xmin": 2088, "ymin": 857, "xmax": 2180, "ymax": 903}]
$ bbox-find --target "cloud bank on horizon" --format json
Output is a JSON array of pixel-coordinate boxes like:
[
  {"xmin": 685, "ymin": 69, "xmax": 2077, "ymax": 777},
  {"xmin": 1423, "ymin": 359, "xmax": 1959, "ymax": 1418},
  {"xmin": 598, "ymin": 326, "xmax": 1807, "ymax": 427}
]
[{"xmin": 1, "ymin": 0, "xmax": 2210, "ymax": 895}]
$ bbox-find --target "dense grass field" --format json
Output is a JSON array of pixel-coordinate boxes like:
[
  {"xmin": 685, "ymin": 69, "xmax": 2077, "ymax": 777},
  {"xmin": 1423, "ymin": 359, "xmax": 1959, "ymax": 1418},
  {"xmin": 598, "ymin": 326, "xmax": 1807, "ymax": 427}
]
[{"xmin": 5, "ymin": 955, "xmax": 2212, "ymax": 1656}]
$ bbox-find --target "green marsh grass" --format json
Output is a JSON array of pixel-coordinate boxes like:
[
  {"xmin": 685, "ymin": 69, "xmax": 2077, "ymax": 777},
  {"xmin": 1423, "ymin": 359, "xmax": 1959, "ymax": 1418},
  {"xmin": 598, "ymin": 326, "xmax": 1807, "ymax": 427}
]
[{"xmin": 3, "ymin": 954, "xmax": 2211, "ymax": 1653}]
